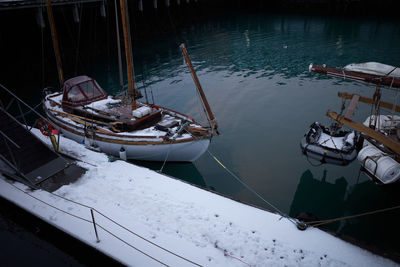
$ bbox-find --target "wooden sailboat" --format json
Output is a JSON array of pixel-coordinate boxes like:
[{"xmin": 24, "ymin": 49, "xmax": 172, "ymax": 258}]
[
  {"xmin": 42, "ymin": 0, "xmax": 217, "ymax": 162},
  {"xmin": 309, "ymin": 62, "xmax": 400, "ymax": 184},
  {"xmin": 309, "ymin": 62, "xmax": 400, "ymax": 88}
]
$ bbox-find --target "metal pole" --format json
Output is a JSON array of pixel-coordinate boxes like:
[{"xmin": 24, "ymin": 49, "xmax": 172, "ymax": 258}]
[
  {"xmin": 90, "ymin": 209, "xmax": 100, "ymax": 243},
  {"xmin": 45, "ymin": 0, "xmax": 64, "ymax": 87}
]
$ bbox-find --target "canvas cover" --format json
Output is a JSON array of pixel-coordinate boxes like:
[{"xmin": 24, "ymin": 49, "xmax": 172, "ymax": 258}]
[
  {"xmin": 62, "ymin": 76, "xmax": 107, "ymax": 107},
  {"xmin": 344, "ymin": 62, "xmax": 400, "ymax": 78}
]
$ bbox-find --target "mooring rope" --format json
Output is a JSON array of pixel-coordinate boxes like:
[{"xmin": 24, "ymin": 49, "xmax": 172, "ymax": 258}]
[
  {"xmin": 206, "ymin": 150, "xmax": 298, "ymax": 226},
  {"xmin": 305, "ymin": 204, "xmax": 400, "ymax": 228},
  {"xmin": 159, "ymin": 141, "xmax": 172, "ymax": 173}
]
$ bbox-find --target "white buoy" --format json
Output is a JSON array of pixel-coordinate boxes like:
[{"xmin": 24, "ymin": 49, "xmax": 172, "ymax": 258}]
[
  {"xmin": 138, "ymin": 0, "xmax": 143, "ymax": 11},
  {"xmin": 84, "ymin": 136, "xmax": 89, "ymax": 147},
  {"xmin": 36, "ymin": 8, "xmax": 45, "ymax": 28},
  {"xmin": 100, "ymin": 2, "xmax": 106, "ymax": 18},
  {"xmin": 119, "ymin": 147, "xmax": 127, "ymax": 161},
  {"xmin": 73, "ymin": 4, "xmax": 80, "ymax": 23}
]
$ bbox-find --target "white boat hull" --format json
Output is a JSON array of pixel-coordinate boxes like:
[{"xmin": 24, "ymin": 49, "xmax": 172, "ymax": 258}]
[
  {"xmin": 45, "ymin": 109, "xmax": 210, "ymax": 162},
  {"xmin": 62, "ymin": 127, "xmax": 210, "ymax": 162}
]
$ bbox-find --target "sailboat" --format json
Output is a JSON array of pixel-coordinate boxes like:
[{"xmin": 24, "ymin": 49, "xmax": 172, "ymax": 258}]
[
  {"xmin": 309, "ymin": 62, "xmax": 400, "ymax": 88},
  {"xmin": 309, "ymin": 62, "xmax": 400, "ymax": 184},
  {"xmin": 42, "ymin": 0, "xmax": 218, "ymax": 162}
]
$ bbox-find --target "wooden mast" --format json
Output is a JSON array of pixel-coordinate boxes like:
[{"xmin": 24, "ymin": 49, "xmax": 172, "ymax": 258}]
[
  {"xmin": 114, "ymin": 0, "xmax": 124, "ymax": 92},
  {"xmin": 46, "ymin": 0, "xmax": 64, "ymax": 87},
  {"xmin": 327, "ymin": 110, "xmax": 400, "ymax": 155},
  {"xmin": 119, "ymin": 0, "xmax": 136, "ymax": 110},
  {"xmin": 180, "ymin": 43, "xmax": 218, "ymax": 134}
]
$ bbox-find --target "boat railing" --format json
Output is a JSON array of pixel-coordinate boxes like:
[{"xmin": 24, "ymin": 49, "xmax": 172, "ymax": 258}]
[{"xmin": 0, "ymin": 83, "xmax": 48, "ymax": 133}]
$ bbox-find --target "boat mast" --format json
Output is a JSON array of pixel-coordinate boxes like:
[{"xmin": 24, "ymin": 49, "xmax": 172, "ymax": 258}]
[
  {"xmin": 46, "ymin": 0, "xmax": 64, "ymax": 87},
  {"xmin": 119, "ymin": 0, "xmax": 136, "ymax": 110},
  {"xmin": 180, "ymin": 44, "xmax": 218, "ymax": 134},
  {"xmin": 114, "ymin": 0, "xmax": 124, "ymax": 92}
]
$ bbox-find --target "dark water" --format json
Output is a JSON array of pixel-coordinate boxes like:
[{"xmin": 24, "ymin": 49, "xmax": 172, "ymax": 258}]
[{"xmin": 2, "ymin": 9, "xmax": 400, "ymax": 263}]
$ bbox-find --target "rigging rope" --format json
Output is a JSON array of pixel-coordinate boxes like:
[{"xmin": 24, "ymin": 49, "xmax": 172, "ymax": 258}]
[{"xmin": 206, "ymin": 150, "xmax": 298, "ymax": 226}]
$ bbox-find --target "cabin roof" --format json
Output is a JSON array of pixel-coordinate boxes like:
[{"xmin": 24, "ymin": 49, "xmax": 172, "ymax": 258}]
[
  {"xmin": 64, "ymin": 75, "xmax": 92, "ymax": 87},
  {"xmin": 62, "ymin": 75, "xmax": 108, "ymax": 107}
]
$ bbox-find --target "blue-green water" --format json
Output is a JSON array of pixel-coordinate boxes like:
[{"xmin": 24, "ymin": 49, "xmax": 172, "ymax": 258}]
[
  {"xmin": 123, "ymin": 13, "xmax": 400, "ymax": 258},
  {"xmin": 2, "ymin": 10, "xmax": 400, "ymax": 261}
]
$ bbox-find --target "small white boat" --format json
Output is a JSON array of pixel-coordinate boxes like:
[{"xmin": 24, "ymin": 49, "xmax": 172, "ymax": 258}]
[{"xmin": 300, "ymin": 122, "xmax": 359, "ymax": 166}]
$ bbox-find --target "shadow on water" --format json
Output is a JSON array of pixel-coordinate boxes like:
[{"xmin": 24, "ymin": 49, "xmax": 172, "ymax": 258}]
[
  {"xmin": 290, "ymin": 169, "xmax": 400, "ymax": 262},
  {"xmin": 289, "ymin": 169, "xmax": 348, "ymax": 232},
  {"xmin": 339, "ymin": 178, "xmax": 400, "ymax": 261}
]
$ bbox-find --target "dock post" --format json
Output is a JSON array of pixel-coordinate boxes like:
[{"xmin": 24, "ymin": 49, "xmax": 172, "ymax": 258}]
[{"xmin": 90, "ymin": 209, "xmax": 100, "ymax": 243}]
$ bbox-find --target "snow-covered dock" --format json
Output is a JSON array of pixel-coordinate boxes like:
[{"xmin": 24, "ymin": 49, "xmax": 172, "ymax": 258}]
[{"xmin": 0, "ymin": 129, "xmax": 397, "ymax": 267}]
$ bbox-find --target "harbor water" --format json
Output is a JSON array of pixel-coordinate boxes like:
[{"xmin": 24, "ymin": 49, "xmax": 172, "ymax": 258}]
[
  {"xmin": 2, "ymin": 7, "xmax": 400, "ymax": 264},
  {"xmin": 129, "ymin": 13, "xmax": 400, "ymax": 260}
]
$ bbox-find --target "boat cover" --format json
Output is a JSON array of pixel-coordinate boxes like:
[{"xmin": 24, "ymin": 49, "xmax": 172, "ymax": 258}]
[
  {"xmin": 344, "ymin": 62, "xmax": 400, "ymax": 78},
  {"xmin": 62, "ymin": 76, "xmax": 108, "ymax": 107}
]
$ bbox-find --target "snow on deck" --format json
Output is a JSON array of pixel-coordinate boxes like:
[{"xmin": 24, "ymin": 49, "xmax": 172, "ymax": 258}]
[{"xmin": 0, "ymin": 130, "xmax": 397, "ymax": 267}]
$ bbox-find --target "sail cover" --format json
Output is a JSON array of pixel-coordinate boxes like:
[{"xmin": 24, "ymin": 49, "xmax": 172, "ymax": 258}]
[{"xmin": 62, "ymin": 76, "xmax": 108, "ymax": 107}]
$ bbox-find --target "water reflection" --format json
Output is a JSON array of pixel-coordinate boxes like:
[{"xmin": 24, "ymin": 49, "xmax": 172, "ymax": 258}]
[
  {"xmin": 340, "ymin": 179, "xmax": 400, "ymax": 257},
  {"xmin": 291, "ymin": 168, "xmax": 400, "ymax": 257},
  {"xmin": 130, "ymin": 160, "xmax": 207, "ymax": 188},
  {"xmin": 128, "ymin": 14, "xmax": 400, "ymax": 88},
  {"xmin": 289, "ymin": 169, "xmax": 348, "ymax": 231}
]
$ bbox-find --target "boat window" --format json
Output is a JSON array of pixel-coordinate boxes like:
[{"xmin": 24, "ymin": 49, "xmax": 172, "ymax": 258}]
[
  {"xmin": 62, "ymin": 76, "xmax": 107, "ymax": 107},
  {"xmin": 79, "ymin": 80, "xmax": 104, "ymax": 99},
  {"xmin": 67, "ymin": 86, "xmax": 86, "ymax": 102}
]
